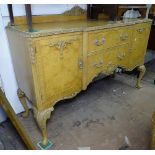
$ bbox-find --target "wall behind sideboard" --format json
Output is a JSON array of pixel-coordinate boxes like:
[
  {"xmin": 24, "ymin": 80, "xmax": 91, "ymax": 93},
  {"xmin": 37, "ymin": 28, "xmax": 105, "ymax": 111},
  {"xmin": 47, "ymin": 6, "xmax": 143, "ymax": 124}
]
[{"xmin": 0, "ymin": 4, "xmax": 87, "ymax": 123}]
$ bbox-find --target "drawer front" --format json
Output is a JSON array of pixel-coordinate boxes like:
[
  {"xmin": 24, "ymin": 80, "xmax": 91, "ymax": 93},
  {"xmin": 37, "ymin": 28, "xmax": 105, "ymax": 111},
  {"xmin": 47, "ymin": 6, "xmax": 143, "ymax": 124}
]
[
  {"xmin": 88, "ymin": 26, "xmax": 132, "ymax": 52},
  {"xmin": 117, "ymin": 27, "xmax": 132, "ymax": 44},
  {"xmin": 117, "ymin": 43, "xmax": 131, "ymax": 69},
  {"xmin": 87, "ymin": 48, "xmax": 118, "ymax": 84},
  {"xmin": 134, "ymin": 23, "xmax": 149, "ymax": 39},
  {"xmin": 128, "ymin": 37, "xmax": 146, "ymax": 70},
  {"xmin": 88, "ymin": 29, "xmax": 118, "ymax": 52},
  {"xmin": 87, "ymin": 51, "xmax": 104, "ymax": 83}
]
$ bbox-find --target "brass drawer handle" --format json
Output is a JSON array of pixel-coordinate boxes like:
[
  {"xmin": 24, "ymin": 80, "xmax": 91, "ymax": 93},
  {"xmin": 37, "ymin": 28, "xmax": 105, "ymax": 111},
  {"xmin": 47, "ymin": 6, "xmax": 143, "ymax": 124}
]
[
  {"xmin": 120, "ymin": 34, "xmax": 128, "ymax": 41},
  {"xmin": 95, "ymin": 38, "xmax": 106, "ymax": 46},
  {"xmin": 117, "ymin": 52, "xmax": 126, "ymax": 60},
  {"xmin": 137, "ymin": 28, "xmax": 145, "ymax": 33},
  {"xmin": 92, "ymin": 60, "xmax": 103, "ymax": 68}
]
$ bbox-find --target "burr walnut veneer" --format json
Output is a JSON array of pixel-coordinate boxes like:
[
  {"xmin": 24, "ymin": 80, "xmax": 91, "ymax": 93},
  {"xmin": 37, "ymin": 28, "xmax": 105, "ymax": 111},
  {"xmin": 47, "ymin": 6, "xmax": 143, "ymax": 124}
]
[{"xmin": 6, "ymin": 17, "xmax": 151, "ymax": 146}]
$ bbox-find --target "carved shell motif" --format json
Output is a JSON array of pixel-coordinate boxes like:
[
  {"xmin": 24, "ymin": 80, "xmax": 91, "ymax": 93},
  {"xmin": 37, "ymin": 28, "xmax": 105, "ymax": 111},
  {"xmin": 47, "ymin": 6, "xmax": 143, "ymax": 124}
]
[{"xmin": 49, "ymin": 38, "xmax": 77, "ymax": 59}]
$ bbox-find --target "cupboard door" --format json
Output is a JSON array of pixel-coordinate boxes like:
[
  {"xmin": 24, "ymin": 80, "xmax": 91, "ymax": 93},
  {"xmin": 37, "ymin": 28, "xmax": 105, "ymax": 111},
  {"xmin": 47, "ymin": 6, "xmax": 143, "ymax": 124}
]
[
  {"xmin": 61, "ymin": 35, "xmax": 83, "ymax": 97},
  {"xmin": 34, "ymin": 33, "xmax": 83, "ymax": 107},
  {"xmin": 34, "ymin": 39, "xmax": 63, "ymax": 106}
]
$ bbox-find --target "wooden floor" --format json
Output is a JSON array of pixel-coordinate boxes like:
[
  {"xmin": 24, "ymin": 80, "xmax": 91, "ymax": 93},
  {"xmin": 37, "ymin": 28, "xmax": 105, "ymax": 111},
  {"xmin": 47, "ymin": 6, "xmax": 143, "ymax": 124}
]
[{"xmin": 0, "ymin": 60, "xmax": 155, "ymax": 150}]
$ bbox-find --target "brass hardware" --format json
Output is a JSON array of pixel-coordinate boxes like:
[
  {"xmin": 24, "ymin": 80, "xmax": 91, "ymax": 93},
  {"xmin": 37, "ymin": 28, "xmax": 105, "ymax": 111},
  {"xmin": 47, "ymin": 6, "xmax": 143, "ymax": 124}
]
[
  {"xmin": 137, "ymin": 28, "xmax": 145, "ymax": 33},
  {"xmin": 95, "ymin": 38, "xmax": 106, "ymax": 46},
  {"xmin": 79, "ymin": 59, "xmax": 83, "ymax": 69},
  {"xmin": 129, "ymin": 48, "xmax": 133, "ymax": 52},
  {"xmin": 49, "ymin": 38, "xmax": 77, "ymax": 59},
  {"xmin": 92, "ymin": 60, "xmax": 103, "ymax": 68},
  {"xmin": 120, "ymin": 33, "xmax": 128, "ymax": 41},
  {"xmin": 117, "ymin": 52, "xmax": 126, "ymax": 60}
]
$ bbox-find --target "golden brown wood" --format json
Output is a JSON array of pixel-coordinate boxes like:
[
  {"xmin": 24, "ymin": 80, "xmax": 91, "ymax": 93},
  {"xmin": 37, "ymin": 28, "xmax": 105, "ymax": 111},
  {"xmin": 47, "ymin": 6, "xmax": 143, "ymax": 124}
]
[
  {"xmin": 136, "ymin": 65, "xmax": 146, "ymax": 89},
  {"xmin": 6, "ymin": 7, "xmax": 152, "ymax": 145},
  {"xmin": 0, "ymin": 88, "xmax": 35, "ymax": 150}
]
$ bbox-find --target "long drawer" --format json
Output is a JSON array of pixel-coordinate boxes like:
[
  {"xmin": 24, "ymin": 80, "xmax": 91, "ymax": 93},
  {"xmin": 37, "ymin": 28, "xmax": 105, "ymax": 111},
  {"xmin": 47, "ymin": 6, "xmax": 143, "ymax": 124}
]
[
  {"xmin": 88, "ymin": 26, "xmax": 132, "ymax": 52},
  {"xmin": 87, "ymin": 47, "xmax": 118, "ymax": 84}
]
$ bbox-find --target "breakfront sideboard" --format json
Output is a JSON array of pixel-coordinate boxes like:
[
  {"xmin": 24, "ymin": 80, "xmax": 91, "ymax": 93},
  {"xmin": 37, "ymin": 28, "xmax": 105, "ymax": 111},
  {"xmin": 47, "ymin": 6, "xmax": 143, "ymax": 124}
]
[{"xmin": 6, "ymin": 6, "xmax": 152, "ymax": 146}]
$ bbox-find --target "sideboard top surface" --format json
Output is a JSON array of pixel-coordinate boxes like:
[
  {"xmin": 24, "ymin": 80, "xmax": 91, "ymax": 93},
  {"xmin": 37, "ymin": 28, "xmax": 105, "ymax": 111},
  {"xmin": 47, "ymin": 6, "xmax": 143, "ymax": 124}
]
[{"xmin": 6, "ymin": 18, "xmax": 152, "ymax": 38}]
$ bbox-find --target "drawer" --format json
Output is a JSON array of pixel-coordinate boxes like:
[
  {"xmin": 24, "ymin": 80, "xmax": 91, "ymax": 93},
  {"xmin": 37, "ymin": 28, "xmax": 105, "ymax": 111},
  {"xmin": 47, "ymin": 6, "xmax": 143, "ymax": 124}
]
[
  {"xmin": 117, "ymin": 27, "xmax": 132, "ymax": 44},
  {"xmin": 88, "ymin": 27, "xmax": 132, "ymax": 52},
  {"xmin": 134, "ymin": 23, "xmax": 148, "ymax": 39},
  {"xmin": 117, "ymin": 43, "xmax": 130, "ymax": 69},
  {"xmin": 87, "ymin": 48, "xmax": 118, "ymax": 84},
  {"xmin": 87, "ymin": 50, "xmax": 104, "ymax": 83}
]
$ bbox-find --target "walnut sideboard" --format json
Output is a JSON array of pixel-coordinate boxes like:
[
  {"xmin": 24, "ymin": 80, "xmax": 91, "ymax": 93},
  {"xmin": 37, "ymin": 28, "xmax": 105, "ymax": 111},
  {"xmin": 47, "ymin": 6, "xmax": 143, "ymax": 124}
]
[{"xmin": 6, "ymin": 17, "xmax": 151, "ymax": 146}]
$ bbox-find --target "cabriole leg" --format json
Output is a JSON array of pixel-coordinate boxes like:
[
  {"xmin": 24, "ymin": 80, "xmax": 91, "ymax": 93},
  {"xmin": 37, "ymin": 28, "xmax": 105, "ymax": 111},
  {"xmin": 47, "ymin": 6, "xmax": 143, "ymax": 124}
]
[
  {"xmin": 33, "ymin": 107, "xmax": 54, "ymax": 146},
  {"xmin": 136, "ymin": 65, "xmax": 146, "ymax": 89},
  {"xmin": 17, "ymin": 88, "xmax": 29, "ymax": 117}
]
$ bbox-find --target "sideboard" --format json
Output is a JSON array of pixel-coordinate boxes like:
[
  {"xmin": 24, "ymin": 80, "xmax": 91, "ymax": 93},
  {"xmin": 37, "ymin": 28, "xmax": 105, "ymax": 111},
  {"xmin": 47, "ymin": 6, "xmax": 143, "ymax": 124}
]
[{"xmin": 6, "ymin": 7, "xmax": 152, "ymax": 146}]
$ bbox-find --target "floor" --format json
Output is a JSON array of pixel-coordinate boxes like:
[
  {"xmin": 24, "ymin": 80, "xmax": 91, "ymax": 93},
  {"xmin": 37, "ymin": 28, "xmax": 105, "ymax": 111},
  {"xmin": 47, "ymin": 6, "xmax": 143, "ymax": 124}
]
[{"xmin": 0, "ymin": 60, "xmax": 155, "ymax": 150}]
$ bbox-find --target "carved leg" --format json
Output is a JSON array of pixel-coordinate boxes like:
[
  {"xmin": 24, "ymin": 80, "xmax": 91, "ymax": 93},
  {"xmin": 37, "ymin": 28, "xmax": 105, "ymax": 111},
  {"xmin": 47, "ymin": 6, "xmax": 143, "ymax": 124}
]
[
  {"xmin": 33, "ymin": 107, "xmax": 54, "ymax": 146},
  {"xmin": 136, "ymin": 65, "xmax": 146, "ymax": 89},
  {"xmin": 17, "ymin": 88, "xmax": 29, "ymax": 117}
]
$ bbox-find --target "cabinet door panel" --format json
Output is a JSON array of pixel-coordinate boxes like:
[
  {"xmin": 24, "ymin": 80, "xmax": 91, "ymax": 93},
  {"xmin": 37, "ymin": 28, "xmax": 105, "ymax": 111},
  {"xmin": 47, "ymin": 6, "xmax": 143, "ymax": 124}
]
[
  {"xmin": 35, "ymin": 42, "xmax": 63, "ymax": 105},
  {"xmin": 61, "ymin": 36, "xmax": 83, "ymax": 97},
  {"xmin": 34, "ymin": 34, "xmax": 82, "ymax": 106}
]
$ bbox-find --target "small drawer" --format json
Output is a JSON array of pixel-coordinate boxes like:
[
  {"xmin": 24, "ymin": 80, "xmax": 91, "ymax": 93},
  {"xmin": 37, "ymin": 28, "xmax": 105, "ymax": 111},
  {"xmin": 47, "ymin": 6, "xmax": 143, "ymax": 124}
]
[
  {"xmin": 118, "ymin": 27, "xmax": 132, "ymax": 43},
  {"xmin": 87, "ymin": 51, "xmax": 104, "ymax": 83},
  {"xmin": 134, "ymin": 23, "xmax": 148, "ymax": 39},
  {"xmin": 88, "ymin": 29, "xmax": 119, "ymax": 52},
  {"xmin": 117, "ymin": 43, "xmax": 130, "ymax": 69},
  {"xmin": 88, "ymin": 51, "xmax": 104, "ymax": 70},
  {"xmin": 88, "ymin": 27, "xmax": 132, "ymax": 53}
]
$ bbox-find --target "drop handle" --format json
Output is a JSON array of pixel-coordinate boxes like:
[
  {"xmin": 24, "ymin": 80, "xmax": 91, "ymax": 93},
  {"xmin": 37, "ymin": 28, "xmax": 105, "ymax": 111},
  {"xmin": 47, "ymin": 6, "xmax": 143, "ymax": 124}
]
[
  {"xmin": 120, "ymin": 34, "xmax": 128, "ymax": 41},
  {"xmin": 92, "ymin": 60, "xmax": 103, "ymax": 68},
  {"xmin": 95, "ymin": 38, "xmax": 106, "ymax": 46},
  {"xmin": 117, "ymin": 53, "xmax": 126, "ymax": 60},
  {"xmin": 137, "ymin": 28, "xmax": 145, "ymax": 33}
]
